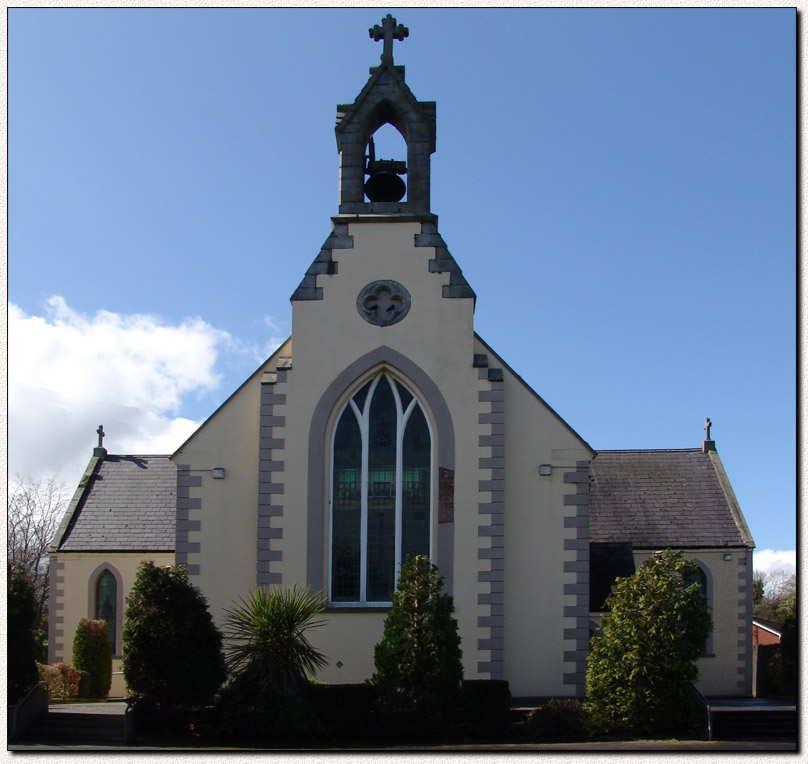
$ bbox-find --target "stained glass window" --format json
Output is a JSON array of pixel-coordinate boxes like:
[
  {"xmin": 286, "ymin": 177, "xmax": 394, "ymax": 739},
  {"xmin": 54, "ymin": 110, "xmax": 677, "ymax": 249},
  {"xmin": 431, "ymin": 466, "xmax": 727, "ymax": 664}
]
[
  {"xmin": 330, "ymin": 373, "xmax": 432, "ymax": 604},
  {"xmin": 95, "ymin": 569, "xmax": 117, "ymax": 653}
]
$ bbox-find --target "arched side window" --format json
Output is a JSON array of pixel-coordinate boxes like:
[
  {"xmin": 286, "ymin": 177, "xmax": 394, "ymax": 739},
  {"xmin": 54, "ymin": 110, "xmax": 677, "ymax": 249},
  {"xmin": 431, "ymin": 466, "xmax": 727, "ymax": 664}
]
[
  {"xmin": 94, "ymin": 569, "xmax": 118, "ymax": 653},
  {"xmin": 689, "ymin": 559, "xmax": 715, "ymax": 658},
  {"xmin": 330, "ymin": 372, "xmax": 432, "ymax": 605}
]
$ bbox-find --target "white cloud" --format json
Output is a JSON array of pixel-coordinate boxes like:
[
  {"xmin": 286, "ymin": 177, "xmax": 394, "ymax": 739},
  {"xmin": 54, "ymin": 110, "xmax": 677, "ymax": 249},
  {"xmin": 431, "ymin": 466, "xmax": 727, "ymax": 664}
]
[
  {"xmin": 753, "ymin": 549, "xmax": 797, "ymax": 578},
  {"xmin": 9, "ymin": 297, "xmax": 233, "ymax": 490}
]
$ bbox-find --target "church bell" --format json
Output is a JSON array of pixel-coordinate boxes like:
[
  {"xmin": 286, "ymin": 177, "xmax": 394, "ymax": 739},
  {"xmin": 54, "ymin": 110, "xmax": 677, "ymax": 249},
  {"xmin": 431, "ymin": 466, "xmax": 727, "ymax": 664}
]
[{"xmin": 364, "ymin": 135, "xmax": 407, "ymax": 202}]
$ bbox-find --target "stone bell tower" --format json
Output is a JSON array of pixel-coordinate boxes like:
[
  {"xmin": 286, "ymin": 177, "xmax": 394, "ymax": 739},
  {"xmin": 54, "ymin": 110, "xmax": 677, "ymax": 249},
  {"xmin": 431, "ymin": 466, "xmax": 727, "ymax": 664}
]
[
  {"xmin": 335, "ymin": 14, "xmax": 436, "ymax": 216},
  {"xmin": 291, "ymin": 14, "xmax": 474, "ymax": 303}
]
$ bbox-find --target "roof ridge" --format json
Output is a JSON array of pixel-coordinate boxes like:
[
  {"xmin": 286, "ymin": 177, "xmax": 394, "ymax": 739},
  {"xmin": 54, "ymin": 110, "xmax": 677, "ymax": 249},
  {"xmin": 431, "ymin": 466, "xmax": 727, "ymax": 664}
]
[
  {"xmin": 594, "ymin": 448, "xmax": 702, "ymax": 454},
  {"xmin": 104, "ymin": 454, "xmax": 173, "ymax": 458}
]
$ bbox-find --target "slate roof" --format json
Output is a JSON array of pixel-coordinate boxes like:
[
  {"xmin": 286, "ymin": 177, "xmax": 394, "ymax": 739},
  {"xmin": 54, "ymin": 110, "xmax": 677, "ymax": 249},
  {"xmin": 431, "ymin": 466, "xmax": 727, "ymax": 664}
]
[
  {"xmin": 589, "ymin": 449, "xmax": 753, "ymax": 549},
  {"xmin": 57, "ymin": 455, "xmax": 176, "ymax": 552}
]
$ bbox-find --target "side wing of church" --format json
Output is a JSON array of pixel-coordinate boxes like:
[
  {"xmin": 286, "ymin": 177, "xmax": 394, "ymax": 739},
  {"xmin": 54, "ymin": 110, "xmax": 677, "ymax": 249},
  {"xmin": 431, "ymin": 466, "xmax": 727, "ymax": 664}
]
[{"xmin": 49, "ymin": 16, "xmax": 755, "ymax": 700}]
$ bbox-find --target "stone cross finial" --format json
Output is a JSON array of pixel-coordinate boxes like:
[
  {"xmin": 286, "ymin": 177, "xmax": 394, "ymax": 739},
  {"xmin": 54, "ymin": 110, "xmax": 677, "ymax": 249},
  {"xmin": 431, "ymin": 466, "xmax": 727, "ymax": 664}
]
[
  {"xmin": 369, "ymin": 14, "xmax": 408, "ymax": 65},
  {"xmin": 704, "ymin": 417, "xmax": 712, "ymax": 440},
  {"xmin": 97, "ymin": 424, "xmax": 105, "ymax": 448}
]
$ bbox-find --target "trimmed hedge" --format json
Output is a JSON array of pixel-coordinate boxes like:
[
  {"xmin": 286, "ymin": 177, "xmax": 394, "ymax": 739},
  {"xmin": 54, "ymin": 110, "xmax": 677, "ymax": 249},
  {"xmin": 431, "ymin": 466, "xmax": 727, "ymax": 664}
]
[
  {"xmin": 73, "ymin": 619, "xmax": 112, "ymax": 698},
  {"xmin": 460, "ymin": 679, "xmax": 511, "ymax": 737},
  {"xmin": 308, "ymin": 683, "xmax": 378, "ymax": 739},
  {"xmin": 77, "ymin": 670, "xmax": 91, "ymax": 699},
  {"xmin": 523, "ymin": 698, "xmax": 592, "ymax": 741}
]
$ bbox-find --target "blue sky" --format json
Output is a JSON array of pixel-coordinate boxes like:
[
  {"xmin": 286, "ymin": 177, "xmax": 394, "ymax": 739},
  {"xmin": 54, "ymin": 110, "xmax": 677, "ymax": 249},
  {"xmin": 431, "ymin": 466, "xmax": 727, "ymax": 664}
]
[{"xmin": 9, "ymin": 8, "xmax": 796, "ymax": 570}]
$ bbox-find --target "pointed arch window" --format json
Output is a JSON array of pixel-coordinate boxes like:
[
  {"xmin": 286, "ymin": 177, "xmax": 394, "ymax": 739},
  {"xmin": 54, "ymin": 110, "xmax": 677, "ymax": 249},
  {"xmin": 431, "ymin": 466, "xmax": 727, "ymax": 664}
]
[
  {"xmin": 95, "ymin": 569, "xmax": 117, "ymax": 653},
  {"xmin": 330, "ymin": 372, "xmax": 432, "ymax": 605}
]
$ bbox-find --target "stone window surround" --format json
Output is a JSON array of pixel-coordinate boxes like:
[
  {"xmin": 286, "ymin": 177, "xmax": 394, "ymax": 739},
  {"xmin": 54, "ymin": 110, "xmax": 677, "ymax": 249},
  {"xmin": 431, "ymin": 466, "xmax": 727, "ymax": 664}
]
[
  {"xmin": 306, "ymin": 346, "xmax": 455, "ymax": 600},
  {"xmin": 86, "ymin": 562, "xmax": 124, "ymax": 659},
  {"xmin": 690, "ymin": 557, "xmax": 716, "ymax": 658},
  {"xmin": 328, "ymin": 370, "xmax": 433, "ymax": 606}
]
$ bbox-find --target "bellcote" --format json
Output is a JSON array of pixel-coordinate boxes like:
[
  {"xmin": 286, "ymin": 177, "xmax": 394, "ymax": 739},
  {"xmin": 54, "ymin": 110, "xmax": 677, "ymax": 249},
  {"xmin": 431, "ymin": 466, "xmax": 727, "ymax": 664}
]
[{"xmin": 335, "ymin": 14, "xmax": 436, "ymax": 217}]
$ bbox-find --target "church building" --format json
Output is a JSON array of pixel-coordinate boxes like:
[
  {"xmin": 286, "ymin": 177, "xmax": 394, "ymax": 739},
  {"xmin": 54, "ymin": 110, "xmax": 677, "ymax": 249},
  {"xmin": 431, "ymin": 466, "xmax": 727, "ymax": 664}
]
[{"xmin": 49, "ymin": 16, "xmax": 755, "ymax": 701}]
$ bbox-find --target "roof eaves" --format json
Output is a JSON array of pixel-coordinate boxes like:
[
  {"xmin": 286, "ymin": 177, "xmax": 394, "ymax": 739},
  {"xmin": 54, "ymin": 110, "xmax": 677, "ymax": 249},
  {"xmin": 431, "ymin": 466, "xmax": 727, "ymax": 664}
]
[{"xmin": 752, "ymin": 618, "xmax": 783, "ymax": 637}]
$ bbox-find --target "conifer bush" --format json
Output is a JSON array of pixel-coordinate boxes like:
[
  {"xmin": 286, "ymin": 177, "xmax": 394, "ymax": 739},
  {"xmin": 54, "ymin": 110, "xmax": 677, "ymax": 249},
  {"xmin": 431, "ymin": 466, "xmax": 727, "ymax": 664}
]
[
  {"xmin": 72, "ymin": 618, "xmax": 112, "ymax": 698},
  {"xmin": 123, "ymin": 562, "xmax": 226, "ymax": 709},
  {"xmin": 371, "ymin": 555, "xmax": 463, "ymax": 732},
  {"xmin": 586, "ymin": 549, "xmax": 712, "ymax": 737}
]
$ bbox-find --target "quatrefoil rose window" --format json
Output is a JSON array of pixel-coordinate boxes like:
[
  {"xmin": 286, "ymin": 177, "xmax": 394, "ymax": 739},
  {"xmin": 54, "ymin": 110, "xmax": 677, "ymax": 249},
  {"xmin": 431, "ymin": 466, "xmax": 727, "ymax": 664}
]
[{"xmin": 357, "ymin": 280, "xmax": 411, "ymax": 326}]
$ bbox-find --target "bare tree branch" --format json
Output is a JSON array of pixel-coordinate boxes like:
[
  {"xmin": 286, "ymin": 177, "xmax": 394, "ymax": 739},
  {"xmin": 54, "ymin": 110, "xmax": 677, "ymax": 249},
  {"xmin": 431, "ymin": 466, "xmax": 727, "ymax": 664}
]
[{"xmin": 8, "ymin": 474, "xmax": 69, "ymax": 626}]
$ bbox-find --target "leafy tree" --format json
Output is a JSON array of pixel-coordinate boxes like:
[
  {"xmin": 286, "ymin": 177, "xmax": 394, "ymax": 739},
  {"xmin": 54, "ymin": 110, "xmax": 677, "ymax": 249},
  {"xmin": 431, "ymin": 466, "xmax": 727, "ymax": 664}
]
[
  {"xmin": 123, "ymin": 562, "xmax": 226, "ymax": 708},
  {"xmin": 8, "ymin": 474, "xmax": 69, "ymax": 659},
  {"xmin": 371, "ymin": 555, "xmax": 463, "ymax": 729},
  {"xmin": 72, "ymin": 618, "xmax": 112, "ymax": 698},
  {"xmin": 223, "ymin": 585, "xmax": 328, "ymax": 698},
  {"xmin": 8, "ymin": 563, "xmax": 41, "ymax": 704},
  {"xmin": 754, "ymin": 568, "xmax": 796, "ymax": 622},
  {"xmin": 586, "ymin": 550, "xmax": 712, "ymax": 737}
]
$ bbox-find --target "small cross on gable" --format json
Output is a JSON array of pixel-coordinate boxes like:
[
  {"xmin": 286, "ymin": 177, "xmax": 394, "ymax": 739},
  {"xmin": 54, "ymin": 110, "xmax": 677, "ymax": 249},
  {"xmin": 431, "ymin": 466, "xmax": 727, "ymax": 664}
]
[
  {"xmin": 97, "ymin": 424, "xmax": 106, "ymax": 448},
  {"xmin": 369, "ymin": 14, "xmax": 408, "ymax": 65}
]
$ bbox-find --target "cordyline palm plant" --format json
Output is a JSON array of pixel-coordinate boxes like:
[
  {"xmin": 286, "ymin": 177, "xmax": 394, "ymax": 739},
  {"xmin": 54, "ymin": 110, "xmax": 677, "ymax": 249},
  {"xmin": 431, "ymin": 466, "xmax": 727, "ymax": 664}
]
[{"xmin": 223, "ymin": 585, "xmax": 328, "ymax": 697}]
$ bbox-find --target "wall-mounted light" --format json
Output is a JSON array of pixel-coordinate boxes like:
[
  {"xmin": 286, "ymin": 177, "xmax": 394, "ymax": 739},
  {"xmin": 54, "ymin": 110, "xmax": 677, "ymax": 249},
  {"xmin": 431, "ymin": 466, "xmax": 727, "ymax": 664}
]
[
  {"xmin": 212, "ymin": 467, "xmax": 226, "ymax": 479},
  {"xmin": 539, "ymin": 464, "xmax": 552, "ymax": 476},
  {"xmin": 723, "ymin": 553, "xmax": 733, "ymax": 561}
]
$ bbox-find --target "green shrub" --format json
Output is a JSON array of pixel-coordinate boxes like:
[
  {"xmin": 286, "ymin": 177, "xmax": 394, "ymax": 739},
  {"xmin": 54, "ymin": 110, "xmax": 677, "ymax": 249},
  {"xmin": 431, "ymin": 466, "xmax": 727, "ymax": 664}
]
[
  {"xmin": 123, "ymin": 562, "xmax": 226, "ymax": 709},
  {"xmin": 200, "ymin": 681, "xmax": 377, "ymax": 743},
  {"xmin": 371, "ymin": 555, "xmax": 463, "ymax": 733},
  {"xmin": 586, "ymin": 550, "xmax": 712, "ymax": 737},
  {"xmin": 460, "ymin": 680, "xmax": 511, "ymax": 737},
  {"xmin": 72, "ymin": 618, "xmax": 112, "ymax": 698},
  {"xmin": 8, "ymin": 564, "xmax": 40, "ymax": 704},
  {"xmin": 524, "ymin": 698, "xmax": 591, "ymax": 741}
]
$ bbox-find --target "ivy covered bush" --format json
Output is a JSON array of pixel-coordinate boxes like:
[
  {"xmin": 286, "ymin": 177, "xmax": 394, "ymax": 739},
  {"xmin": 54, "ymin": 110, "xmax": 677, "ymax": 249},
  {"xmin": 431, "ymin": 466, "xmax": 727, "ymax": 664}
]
[
  {"xmin": 123, "ymin": 562, "xmax": 226, "ymax": 710},
  {"xmin": 72, "ymin": 618, "xmax": 112, "ymax": 698}
]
